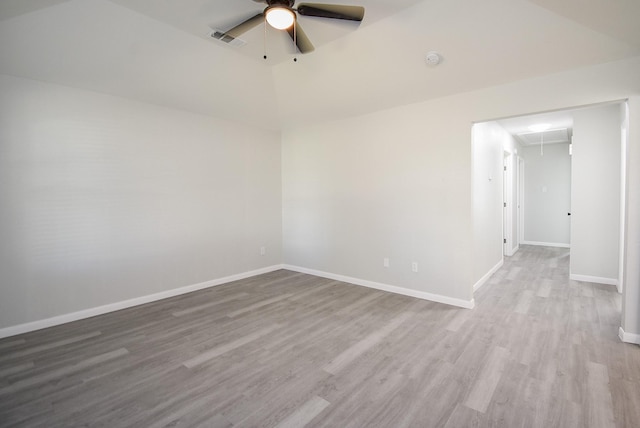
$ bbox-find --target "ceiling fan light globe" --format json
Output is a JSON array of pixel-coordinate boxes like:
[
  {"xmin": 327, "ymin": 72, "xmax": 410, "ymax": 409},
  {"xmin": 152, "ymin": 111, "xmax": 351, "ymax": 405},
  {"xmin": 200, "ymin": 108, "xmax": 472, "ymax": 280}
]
[{"xmin": 266, "ymin": 7, "xmax": 295, "ymax": 30}]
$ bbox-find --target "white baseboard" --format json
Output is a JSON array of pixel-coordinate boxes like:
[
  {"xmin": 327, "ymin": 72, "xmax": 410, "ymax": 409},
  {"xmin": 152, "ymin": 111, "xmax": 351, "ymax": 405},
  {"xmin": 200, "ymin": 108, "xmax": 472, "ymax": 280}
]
[
  {"xmin": 570, "ymin": 274, "xmax": 618, "ymax": 286},
  {"xmin": 619, "ymin": 326, "xmax": 640, "ymax": 345},
  {"xmin": 282, "ymin": 264, "xmax": 474, "ymax": 309},
  {"xmin": 473, "ymin": 259, "xmax": 504, "ymax": 292},
  {"xmin": 521, "ymin": 240, "xmax": 570, "ymax": 248},
  {"xmin": 0, "ymin": 265, "xmax": 284, "ymax": 339},
  {"xmin": 505, "ymin": 245, "xmax": 519, "ymax": 257}
]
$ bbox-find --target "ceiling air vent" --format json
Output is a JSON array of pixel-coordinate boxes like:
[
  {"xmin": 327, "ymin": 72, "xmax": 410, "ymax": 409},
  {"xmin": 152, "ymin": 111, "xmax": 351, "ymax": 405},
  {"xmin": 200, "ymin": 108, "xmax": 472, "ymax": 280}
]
[{"xmin": 210, "ymin": 30, "xmax": 247, "ymax": 47}]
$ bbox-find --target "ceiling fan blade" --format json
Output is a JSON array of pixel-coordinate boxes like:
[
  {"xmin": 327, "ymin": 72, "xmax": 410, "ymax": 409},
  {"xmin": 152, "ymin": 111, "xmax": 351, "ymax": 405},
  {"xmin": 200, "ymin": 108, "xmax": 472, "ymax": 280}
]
[
  {"xmin": 224, "ymin": 13, "xmax": 264, "ymax": 38},
  {"xmin": 286, "ymin": 23, "xmax": 315, "ymax": 54},
  {"xmin": 296, "ymin": 3, "xmax": 365, "ymax": 21}
]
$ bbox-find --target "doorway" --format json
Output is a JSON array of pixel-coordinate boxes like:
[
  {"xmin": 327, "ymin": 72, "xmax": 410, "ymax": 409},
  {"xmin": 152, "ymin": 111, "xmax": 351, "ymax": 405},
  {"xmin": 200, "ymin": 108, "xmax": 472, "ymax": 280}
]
[{"xmin": 489, "ymin": 102, "xmax": 625, "ymax": 289}]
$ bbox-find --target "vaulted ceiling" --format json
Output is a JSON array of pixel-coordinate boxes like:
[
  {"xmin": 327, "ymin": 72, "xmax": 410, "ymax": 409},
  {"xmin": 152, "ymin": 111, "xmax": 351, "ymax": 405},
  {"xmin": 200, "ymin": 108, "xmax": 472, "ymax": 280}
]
[{"xmin": 1, "ymin": 0, "xmax": 639, "ymax": 130}]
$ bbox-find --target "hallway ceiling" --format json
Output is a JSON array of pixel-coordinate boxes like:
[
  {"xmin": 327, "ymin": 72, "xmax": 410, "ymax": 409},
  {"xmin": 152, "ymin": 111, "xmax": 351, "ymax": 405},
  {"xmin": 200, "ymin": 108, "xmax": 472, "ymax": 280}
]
[
  {"xmin": 0, "ymin": 0, "xmax": 638, "ymax": 130},
  {"xmin": 498, "ymin": 110, "xmax": 575, "ymax": 146}
]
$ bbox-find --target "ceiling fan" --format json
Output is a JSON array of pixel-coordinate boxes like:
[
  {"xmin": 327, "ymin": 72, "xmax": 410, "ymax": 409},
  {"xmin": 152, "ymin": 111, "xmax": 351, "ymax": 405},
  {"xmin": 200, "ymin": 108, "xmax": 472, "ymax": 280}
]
[{"xmin": 221, "ymin": 0, "xmax": 365, "ymax": 55}]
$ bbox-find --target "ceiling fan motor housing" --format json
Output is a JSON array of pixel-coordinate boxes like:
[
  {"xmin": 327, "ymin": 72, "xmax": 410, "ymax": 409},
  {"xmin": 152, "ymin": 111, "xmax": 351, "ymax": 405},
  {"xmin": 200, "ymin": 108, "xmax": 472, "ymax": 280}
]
[{"xmin": 267, "ymin": 0, "xmax": 295, "ymax": 7}]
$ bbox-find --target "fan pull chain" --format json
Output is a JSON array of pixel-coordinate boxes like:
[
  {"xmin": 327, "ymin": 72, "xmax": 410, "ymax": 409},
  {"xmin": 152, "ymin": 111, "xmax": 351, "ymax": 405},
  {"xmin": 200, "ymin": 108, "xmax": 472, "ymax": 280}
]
[
  {"xmin": 540, "ymin": 131, "xmax": 544, "ymax": 156},
  {"xmin": 263, "ymin": 17, "xmax": 267, "ymax": 60},
  {"xmin": 293, "ymin": 20, "xmax": 298, "ymax": 62}
]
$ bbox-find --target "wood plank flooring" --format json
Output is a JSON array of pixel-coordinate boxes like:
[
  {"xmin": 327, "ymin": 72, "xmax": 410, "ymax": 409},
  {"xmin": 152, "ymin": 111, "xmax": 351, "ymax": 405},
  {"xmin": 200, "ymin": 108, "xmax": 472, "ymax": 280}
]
[{"xmin": 1, "ymin": 245, "xmax": 639, "ymax": 427}]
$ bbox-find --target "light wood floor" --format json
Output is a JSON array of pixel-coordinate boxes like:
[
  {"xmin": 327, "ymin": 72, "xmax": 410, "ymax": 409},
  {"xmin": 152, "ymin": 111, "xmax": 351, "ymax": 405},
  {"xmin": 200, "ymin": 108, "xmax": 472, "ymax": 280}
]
[{"xmin": 1, "ymin": 246, "xmax": 639, "ymax": 427}]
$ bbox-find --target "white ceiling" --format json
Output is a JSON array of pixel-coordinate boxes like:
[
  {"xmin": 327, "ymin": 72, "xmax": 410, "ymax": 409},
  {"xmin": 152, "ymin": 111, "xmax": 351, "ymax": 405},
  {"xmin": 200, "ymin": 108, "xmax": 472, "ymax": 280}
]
[
  {"xmin": 108, "ymin": 0, "xmax": 425, "ymax": 65},
  {"xmin": 0, "ymin": 0, "xmax": 639, "ymax": 130}
]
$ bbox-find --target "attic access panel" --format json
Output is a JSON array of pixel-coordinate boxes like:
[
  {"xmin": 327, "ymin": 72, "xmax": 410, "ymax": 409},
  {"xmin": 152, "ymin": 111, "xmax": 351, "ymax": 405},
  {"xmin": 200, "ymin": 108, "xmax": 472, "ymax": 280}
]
[{"xmin": 516, "ymin": 128, "xmax": 571, "ymax": 146}]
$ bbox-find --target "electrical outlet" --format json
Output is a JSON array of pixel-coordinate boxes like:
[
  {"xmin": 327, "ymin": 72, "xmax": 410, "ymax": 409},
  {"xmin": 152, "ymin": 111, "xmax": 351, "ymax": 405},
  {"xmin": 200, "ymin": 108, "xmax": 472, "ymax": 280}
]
[
  {"xmin": 260, "ymin": 246, "xmax": 266, "ymax": 256},
  {"xmin": 383, "ymin": 258, "xmax": 389, "ymax": 268},
  {"xmin": 412, "ymin": 262, "xmax": 418, "ymax": 273}
]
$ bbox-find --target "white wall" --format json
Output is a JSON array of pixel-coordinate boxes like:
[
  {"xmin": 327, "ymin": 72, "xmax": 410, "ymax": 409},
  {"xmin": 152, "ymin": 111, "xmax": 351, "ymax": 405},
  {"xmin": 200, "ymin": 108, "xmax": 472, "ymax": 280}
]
[
  {"xmin": 521, "ymin": 143, "xmax": 572, "ymax": 246},
  {"xmin": 503, "ymin": 131, "xmax": 521, "ymax": 256},
  {"xmin": 570, "ymin": 104, "xmax": 622, "ymax": 283},
  {"xmin": 622, "ymin": 96, "xmax": 640, "ymax": 342},
  {"xmin": 472, "ymin": 122, "xmax": 503, "ymax": 286},
  {"xmin": 282, "ymin": 56, "xmax": 640, "ymax": 315},
  {"xmin": 282, "ymin": 110, "xmax": 474, "ymax": 306},
  {"xmin": 471, "ymin": 121, "xmax": 520, "ymax": 289},
  {"xmin": 0, "ymin": 74, "xmax": 282, "ymax": 330},
  {"xmin": 509, "ymin": 152, "xmax": 521, "ymax": 254}
]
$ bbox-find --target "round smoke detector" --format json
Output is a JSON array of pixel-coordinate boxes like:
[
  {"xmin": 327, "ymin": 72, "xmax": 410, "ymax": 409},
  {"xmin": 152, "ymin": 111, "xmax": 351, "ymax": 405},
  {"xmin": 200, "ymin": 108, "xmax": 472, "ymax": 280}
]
[{"xmin": 425, "ymin": 51, "xmax": 441, "ymax": 66}]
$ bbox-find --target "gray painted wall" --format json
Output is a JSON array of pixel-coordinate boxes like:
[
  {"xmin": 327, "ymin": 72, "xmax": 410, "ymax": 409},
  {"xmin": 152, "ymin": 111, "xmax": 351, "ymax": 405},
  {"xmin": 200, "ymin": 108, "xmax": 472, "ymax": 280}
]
[
  {"xmin": 571, "ymin": 104, "xmax": 622, "ymax": 282},
  {"xmin": 522, "ymin": 143, "xmax": 572, "ymax": 246},
  {"xmin": 0, "ymin": 75, "xmax": 283, "ymax": 329}
]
